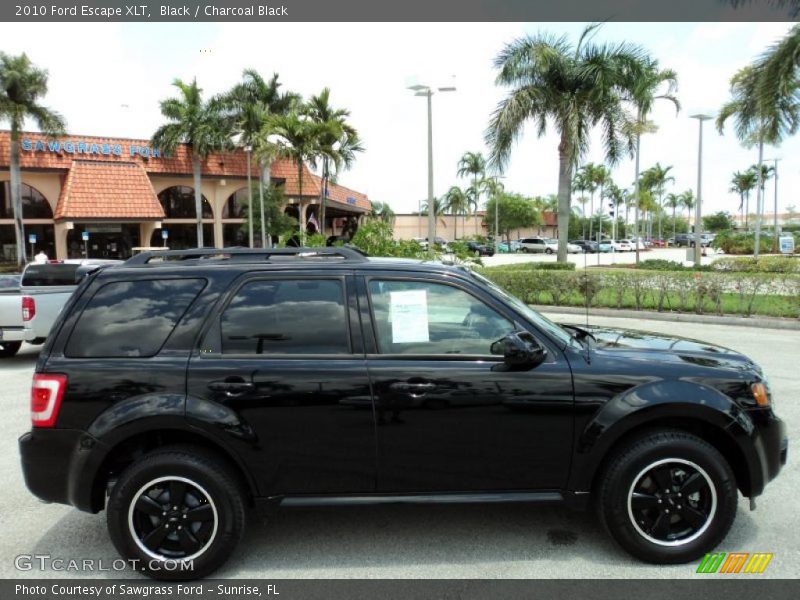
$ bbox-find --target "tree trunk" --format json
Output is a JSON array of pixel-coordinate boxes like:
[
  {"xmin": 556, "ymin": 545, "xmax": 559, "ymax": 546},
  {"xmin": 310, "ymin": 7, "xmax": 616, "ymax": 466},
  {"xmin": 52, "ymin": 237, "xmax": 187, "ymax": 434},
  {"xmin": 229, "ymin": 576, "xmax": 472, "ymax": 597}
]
[
  {"xmin": 319, "ymin": 157, "xmax": 328, "ymax": 237},
  {"xmin": 9, "ymin": 126, "xmax": 27, "ymax": 265},
  {"xmin": 556, "ymin": 136, "xmax": 571, "ymax": 263},
  {"xmin": 258, "ymin": 159, "xmax": 267, "ymax": 248},
  {"xmin": 261, "ymin": 161, "xmax": 273, "ymax": 247},
  {"xmin": 754, "ymin": 141, "xmax": 764, "ymax": 258},
  {"xmin": 192, "ymin": 156, "xmax": 204, "ymax": 248},
  {"xmin": 633, "ymin": 117, "xmax": 642, "ymax": 264},
  {"xmin": 588, "ymin": 191, "xmax": 594, "ymax": 241},
  {"xmin": 672, "ymin": 205, "xmax": 677, "ymax": 240},
  {"xmin": 745, "ymin": 192, "xmax": 750, "ymax": 230},
  {"xmin": 298, "ymin": 160, "xmax": 304, "ymax": 235}
]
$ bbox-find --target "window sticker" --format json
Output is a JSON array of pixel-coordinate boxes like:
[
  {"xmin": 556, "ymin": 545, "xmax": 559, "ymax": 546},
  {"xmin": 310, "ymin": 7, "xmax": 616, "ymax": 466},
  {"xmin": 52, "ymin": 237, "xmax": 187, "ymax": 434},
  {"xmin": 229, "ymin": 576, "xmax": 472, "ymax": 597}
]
[{"xmin": 389, "ymin": 289, "xmax": 429, "ymax": 343}]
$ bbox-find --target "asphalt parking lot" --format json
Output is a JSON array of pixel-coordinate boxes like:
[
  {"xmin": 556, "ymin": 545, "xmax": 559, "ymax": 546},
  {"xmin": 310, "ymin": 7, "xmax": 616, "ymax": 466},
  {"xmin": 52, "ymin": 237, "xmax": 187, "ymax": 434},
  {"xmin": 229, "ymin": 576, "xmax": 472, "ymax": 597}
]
[{"xmin": 0, "ymin": 313, "xmax": 796, "ymax": 579}]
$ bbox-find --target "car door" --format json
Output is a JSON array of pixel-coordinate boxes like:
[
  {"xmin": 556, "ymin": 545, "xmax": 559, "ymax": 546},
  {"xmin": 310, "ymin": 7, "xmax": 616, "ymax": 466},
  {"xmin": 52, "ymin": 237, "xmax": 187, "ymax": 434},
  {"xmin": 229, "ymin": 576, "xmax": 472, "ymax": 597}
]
[
  {"xmin": 358, "ymin": 273, "xmax": 574, "ymax": 493},
  {"xmin": 186, "ymin": 271, "xmax": 376, "ymax": 497}
]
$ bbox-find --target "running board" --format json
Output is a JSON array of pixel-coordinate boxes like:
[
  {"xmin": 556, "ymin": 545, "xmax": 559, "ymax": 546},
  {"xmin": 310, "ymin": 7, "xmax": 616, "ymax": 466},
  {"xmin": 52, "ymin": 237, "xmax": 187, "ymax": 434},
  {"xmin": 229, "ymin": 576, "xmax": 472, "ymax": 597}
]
[{"xmin": 278, "ymin": 491, "xmax": 563, "ymax": 507}]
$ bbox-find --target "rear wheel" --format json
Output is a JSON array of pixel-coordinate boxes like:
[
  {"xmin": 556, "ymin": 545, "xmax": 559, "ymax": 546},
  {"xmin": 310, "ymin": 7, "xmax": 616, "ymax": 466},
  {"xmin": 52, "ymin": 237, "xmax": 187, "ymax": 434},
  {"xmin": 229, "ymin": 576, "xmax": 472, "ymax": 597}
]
[
  {"xmin": 545, "ymin": 248, "xmax": 553, "ymax": 255},
  {"xmin": 597, "ymin": 430, "xmax": 737, "ymax": 564},
  {"xmin": 0, "ymin": 341, "xmax": 21, "ymax": 358},
  {"xmin": 107, "ymin": 446, "xmax": 246, "ymax": 580}
]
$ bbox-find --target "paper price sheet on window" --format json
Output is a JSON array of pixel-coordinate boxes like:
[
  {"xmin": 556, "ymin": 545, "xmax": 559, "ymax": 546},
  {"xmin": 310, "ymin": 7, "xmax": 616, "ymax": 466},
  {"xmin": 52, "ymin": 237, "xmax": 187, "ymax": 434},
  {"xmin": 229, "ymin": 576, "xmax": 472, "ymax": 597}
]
[{"xmin": 389, "ymin": 289, "xmax": 429, "ymax": 344}]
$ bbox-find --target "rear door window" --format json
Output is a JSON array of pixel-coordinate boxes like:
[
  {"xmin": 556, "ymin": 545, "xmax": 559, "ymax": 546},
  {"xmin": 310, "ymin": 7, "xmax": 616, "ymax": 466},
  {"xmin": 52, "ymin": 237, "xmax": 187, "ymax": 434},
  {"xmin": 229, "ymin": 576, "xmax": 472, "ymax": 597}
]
[
  {"xmin": 65, "ymin": 279, "xmax": 205, "ymax": 358},
  {"xmin": 219, "ymin": 278, "xmax": 350, "ymax": 355}
]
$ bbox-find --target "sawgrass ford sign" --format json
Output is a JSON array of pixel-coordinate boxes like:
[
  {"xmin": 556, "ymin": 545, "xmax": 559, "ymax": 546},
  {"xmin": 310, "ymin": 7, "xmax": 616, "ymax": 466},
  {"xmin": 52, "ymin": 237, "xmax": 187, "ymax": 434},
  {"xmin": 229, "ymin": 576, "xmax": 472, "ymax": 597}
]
[{"xmin": 21, "ymin": 138, "xmax": 162, "ymax": 158}]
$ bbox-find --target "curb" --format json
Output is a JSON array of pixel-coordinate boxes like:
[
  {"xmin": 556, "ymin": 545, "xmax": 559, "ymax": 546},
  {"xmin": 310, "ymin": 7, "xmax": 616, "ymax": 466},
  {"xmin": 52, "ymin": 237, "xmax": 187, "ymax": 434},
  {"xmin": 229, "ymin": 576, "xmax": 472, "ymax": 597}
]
[{"xmin": 534, "ymin": 305, "xmax": 800, "ymax": 331}]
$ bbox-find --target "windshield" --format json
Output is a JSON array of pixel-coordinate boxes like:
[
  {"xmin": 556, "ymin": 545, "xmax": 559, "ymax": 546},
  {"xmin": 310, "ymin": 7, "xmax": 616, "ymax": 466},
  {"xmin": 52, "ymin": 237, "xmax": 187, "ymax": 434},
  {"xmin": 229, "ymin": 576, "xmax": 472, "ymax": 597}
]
[{"xmin": 468, "ymin": 269, "xmax": 573, "ymax": 347}]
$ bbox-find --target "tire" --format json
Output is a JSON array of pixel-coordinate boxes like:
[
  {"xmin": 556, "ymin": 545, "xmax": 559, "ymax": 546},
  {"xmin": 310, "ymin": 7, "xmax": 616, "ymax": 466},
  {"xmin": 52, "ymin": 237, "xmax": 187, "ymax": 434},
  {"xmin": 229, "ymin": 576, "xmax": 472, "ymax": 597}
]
[
  {"xmin": 545, "ymin": 248, "xmax": 553, "ymax": 255},
  {"xmin": 107, "ymin": 446, "xmax": 247, "ymax": 580},
  {"xmin": 0, "ymin": 341, "xmax": 22, "ymax": 358},
  {"xmin": 597, "ymin": 429, "xmax": 737, "ymax": 564}
]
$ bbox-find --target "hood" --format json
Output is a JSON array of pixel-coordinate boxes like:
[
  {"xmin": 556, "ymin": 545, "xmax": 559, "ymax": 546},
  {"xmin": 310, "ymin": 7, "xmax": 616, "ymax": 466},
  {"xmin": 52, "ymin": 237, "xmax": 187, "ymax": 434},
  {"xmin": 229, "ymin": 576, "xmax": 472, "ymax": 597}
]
[{"xmin": 574, "ymin": 324, "xmax": 758, "ymax": 371}]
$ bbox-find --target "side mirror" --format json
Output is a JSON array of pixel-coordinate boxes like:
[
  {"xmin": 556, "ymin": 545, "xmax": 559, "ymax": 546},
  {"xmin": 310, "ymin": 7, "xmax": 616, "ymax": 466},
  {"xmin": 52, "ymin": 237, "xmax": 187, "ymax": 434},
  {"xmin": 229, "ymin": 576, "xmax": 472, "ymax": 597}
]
[{"xmin": 491, "ymin": 332, "xmax": 547, "ymax": 368}]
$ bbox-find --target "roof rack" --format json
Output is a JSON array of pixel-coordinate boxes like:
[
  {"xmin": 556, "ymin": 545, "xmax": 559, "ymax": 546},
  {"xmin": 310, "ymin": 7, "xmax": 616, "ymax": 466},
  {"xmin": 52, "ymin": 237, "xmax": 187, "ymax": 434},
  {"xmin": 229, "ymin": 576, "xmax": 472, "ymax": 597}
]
[{"xmin": 124, "ymin": 246, "xmax": 368, "ymax": 266}]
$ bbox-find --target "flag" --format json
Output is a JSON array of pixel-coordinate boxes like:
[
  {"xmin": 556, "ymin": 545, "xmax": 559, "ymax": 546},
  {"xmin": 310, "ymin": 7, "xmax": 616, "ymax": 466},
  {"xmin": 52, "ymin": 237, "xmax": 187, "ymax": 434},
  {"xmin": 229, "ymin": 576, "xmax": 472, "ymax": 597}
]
[{"xmin": 307, "ymin": 212, "xmax": 320, "ymax": 232}]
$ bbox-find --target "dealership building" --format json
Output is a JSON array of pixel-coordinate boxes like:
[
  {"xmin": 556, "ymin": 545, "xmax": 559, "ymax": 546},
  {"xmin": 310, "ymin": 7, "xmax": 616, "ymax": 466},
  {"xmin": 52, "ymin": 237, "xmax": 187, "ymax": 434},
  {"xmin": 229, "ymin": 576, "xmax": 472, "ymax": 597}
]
[{"xmin": 0, "ymin": 131, "xmax": 372, "ymax": 261}]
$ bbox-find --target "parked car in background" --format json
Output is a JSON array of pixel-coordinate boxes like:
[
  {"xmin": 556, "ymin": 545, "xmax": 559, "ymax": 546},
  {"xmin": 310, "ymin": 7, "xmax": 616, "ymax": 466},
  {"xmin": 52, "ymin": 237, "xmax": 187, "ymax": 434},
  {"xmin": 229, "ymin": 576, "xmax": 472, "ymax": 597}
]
[
  {"xmin": 519, "ymin": 237, "xmax": 558, "ymax": 254},
  {"xmin": 465, "ymin": 240, "xmax": 495, "ymax": 257},
  {"xmin": 19, "ymin": 260, "xmax": 119, "ymax": 347},
  {"xmin": 498, "ymin": 240, "xmax": 521, "ymax": 253},
  {"xmin": 598, "ymin": 240, "xmax": 614, "ymax": 252},
  {"xmin": 0, "ymin": 273, "xmax": 23, "ymax": 357},
  {"xmin": 675, "ymin": 233, "xmax": 714, "ymax": 248},
  {"xmin": 570, "ymin": 240, "xmax": 599, "ymax": 253},
  {"xmin": 412, "ymin": 237, "xmax": 429, "ymax": 250},
  {"xmin": 427, "ymin": 236, "xmax": 450, "ymax": 252},
  {"xmin": 610, "ymin": 239, "xmax": 633, "ymax": 252}
]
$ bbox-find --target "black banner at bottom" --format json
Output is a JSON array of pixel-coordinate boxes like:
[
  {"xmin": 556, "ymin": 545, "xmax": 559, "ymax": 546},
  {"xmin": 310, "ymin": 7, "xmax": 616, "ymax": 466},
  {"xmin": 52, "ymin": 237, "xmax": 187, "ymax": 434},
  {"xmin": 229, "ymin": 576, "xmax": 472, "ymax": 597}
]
[{"xmin": 3, "ymin": 579, "xmax": 800, "ymax": 600}]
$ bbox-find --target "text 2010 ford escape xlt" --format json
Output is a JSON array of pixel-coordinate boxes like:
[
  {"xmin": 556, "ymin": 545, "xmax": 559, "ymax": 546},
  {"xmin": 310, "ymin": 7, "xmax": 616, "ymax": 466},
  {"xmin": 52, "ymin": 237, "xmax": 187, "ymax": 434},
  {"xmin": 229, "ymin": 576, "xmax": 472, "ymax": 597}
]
[{"xmin": 19, "ymin": 247, "xmax": 787, "ymax": 579}]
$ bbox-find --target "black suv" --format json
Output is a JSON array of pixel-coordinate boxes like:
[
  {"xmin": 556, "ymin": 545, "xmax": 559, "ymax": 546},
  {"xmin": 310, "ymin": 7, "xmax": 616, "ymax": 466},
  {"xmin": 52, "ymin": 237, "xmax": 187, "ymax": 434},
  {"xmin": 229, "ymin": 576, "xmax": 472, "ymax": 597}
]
[{"xmin": 19, "ymin": 247, "xmax": 786, "ymax": 579}]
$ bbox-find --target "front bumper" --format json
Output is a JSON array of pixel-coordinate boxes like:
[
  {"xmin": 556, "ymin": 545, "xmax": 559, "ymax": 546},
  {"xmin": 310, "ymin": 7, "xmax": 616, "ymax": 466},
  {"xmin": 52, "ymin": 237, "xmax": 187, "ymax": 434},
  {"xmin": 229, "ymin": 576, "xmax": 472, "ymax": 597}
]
[
  {"xmin": 19, "ymin": 428, "xmax": 108, "ymax": 512},
  {"xmin": 748, "ymin": 412, "xmax": 788, "ymax": 497}
]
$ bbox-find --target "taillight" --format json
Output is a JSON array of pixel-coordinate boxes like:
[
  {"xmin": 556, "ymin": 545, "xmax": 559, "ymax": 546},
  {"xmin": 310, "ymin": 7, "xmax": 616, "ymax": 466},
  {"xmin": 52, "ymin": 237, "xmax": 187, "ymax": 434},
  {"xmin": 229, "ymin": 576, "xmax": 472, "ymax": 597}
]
[
  {"xmin": 22, "ymin": 296, "xmax": 35, "ymax": 322},
  {"xmin": 31, "ymin": 374, "xmax": 67, "ymax": 428}
]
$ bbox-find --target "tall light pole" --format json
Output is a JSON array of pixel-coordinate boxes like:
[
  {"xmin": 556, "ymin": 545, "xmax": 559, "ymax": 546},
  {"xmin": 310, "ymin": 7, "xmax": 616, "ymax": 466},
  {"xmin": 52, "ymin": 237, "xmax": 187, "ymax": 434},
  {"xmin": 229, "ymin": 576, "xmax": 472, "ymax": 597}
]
[
  {"xmin": 244, "ymin": 144, "xmax": 253, "ymax": 248},
  {"xmin": 408, "ymin": 82, "xmax": 455, "ymax": 244},
  {"xmin": 764, "ymin": 157, "xmax": 781, "ymax": 252},
  {"xmin": 690, "ymin": 114, "xmax": 712, "ymax": 267}
]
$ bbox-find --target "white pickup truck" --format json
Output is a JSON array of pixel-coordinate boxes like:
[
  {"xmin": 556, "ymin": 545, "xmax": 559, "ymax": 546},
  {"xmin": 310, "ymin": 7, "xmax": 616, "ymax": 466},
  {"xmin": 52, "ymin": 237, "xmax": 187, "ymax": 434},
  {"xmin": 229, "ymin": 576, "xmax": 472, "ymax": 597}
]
[{"xmin": 0, "ymin": 260, "xmax": 120, "ymax": 358}]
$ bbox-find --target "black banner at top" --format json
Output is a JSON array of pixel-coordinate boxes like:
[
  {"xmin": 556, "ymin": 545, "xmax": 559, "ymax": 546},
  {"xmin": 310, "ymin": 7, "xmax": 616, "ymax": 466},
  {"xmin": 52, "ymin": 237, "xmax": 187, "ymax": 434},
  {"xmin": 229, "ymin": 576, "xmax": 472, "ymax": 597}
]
[{"xmin": 1, "ymin": 0, "xmax": 798, "ymax": 22}]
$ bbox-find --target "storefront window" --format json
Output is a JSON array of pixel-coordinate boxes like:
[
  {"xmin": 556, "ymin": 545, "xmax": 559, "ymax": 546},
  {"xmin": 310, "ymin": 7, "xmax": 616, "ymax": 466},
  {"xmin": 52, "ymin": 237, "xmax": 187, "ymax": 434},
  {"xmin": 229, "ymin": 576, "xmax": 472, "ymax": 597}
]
[
  {"xmin": 157, "ymin": 186, "xmax": 213, "ymax": 219},
  {"xmin": 0, "ymin": 182, "xmax": 53, "ymax": 219},
  {"xmin": 222, "ymin": 188, "xmax": 249, "ymax": 218},
  {"xmin": 151, "ymin": 224, "xmax": 214, "ymax": 250}
]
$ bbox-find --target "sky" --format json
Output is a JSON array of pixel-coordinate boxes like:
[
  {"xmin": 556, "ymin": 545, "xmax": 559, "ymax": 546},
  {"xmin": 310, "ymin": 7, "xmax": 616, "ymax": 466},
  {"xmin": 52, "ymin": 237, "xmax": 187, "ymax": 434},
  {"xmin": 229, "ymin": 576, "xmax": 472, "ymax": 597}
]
[{"xmin": 0, "ymin": 21, "xmax": 797, "ymax": 217}]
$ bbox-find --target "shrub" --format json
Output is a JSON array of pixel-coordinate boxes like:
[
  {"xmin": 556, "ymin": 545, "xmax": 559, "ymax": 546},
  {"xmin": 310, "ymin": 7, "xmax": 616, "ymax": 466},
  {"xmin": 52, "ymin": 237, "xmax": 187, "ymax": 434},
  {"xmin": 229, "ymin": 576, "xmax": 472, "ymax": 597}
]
[
  {"xmin": 712, "ymin": 256, "xmax": 800, "ymax": 273},
  {"xmin": 535, "ymin": 262, "xmax": 576, "ymax": 271},
  {"xmin": 711, "ymin": 231, "xmax": 771, "ymax": 254}
]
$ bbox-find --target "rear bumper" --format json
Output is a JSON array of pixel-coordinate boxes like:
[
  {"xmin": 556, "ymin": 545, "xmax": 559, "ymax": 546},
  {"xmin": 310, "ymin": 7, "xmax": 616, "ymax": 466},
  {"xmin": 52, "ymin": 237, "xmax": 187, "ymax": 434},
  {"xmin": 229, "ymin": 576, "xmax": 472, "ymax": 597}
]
[
  {"xmin": 19, "ymin": 428, "xmax": 108, "ymax": 512},
  {"xmin": 0, "ymin": 327, "xmax": 25, "ymax": 343}
]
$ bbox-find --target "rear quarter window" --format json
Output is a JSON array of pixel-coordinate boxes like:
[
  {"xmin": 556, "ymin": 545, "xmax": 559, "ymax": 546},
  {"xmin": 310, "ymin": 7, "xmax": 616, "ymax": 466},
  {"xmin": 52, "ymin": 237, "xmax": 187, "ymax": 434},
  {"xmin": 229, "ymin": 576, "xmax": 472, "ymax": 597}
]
[{"xmin": 65, "ymin": 278, "xmax": 206, "ymax": 358}]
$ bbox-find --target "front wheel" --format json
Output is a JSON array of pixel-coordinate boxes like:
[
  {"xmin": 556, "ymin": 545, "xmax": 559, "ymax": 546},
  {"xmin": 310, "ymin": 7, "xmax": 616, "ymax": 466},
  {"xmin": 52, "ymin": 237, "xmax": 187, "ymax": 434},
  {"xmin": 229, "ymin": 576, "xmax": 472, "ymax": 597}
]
[
  {"xmin": 597, "ymin": 430, "xmax": 737, "ymax": 564},
  {"xmin": 0, "ymin": 341, "xmax": 21, "ymax": 358},
  {"xmin": 545, "ymin": 248, "xmax": 553, "ymax": 255},
  {"xmin": 107, "ymin": 446, "xmax": 246, "ymax": 580}
]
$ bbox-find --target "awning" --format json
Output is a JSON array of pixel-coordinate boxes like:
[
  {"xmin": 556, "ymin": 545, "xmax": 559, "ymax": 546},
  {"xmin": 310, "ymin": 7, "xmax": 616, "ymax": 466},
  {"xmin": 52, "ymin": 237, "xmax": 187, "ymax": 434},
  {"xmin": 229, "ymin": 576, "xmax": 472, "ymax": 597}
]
[{"xmin": 54, "ymin": 160, "xmax": 165, "ymax": 221}]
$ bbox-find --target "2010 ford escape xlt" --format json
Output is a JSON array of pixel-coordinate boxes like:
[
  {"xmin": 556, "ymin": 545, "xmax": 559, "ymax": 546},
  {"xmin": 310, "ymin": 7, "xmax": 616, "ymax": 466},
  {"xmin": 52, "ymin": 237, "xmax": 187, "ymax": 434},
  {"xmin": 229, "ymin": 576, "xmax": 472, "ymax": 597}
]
[{"xmin": 18, "ymin": 247, "xmax": 787, "ymax": 579}]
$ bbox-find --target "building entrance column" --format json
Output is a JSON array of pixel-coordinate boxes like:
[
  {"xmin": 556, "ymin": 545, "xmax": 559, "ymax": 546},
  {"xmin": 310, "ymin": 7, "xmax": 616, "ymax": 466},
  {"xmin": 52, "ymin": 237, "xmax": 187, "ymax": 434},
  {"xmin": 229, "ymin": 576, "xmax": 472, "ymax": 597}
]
[{"xmin": 54, "ymin": 222, "xmax": 70, "ymax": 260}]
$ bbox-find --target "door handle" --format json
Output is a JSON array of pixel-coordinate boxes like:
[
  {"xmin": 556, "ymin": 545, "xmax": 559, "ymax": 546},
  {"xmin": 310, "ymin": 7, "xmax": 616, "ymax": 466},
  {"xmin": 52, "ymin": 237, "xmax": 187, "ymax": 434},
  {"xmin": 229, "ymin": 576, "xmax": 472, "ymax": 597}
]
[
  {"xmin": 389, "ymin": 382, "xmax": 437, "ymax": 394},
  {"xmin": 208, "ymin": 379, "xmax": 255, "ymax": 397}
]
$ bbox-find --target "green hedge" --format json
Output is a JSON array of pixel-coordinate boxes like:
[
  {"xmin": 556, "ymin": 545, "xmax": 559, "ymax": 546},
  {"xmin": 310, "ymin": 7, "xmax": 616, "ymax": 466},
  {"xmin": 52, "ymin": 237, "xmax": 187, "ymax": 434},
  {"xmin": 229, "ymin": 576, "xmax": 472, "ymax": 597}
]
[
  {"xmin": 711, "ymin": 256, "xmax": 800, "ymax": 273},
  {"xmin": 477, "ymin": 264, "xmax": 800, "ymax": 318}
]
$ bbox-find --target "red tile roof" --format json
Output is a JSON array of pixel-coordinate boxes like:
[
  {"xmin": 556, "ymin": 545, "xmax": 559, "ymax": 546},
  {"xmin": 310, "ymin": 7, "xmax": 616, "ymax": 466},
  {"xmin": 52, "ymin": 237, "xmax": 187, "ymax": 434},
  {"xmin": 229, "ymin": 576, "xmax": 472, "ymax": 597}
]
[
  {"xmin": 0, "ymin": 131, "xmax": 362, "ymax": 202},
  {"xmin": 54, "ymin": 161, "xmax": 165, "ymax": 220}
]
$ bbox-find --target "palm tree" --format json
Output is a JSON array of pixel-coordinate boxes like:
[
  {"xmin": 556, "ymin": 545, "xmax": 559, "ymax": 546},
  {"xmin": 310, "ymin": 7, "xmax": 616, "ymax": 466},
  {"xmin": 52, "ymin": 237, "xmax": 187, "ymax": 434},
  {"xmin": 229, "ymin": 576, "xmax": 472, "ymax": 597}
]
[
  {"xmin": 0, "ymin": 52, "xmax": 66, "ymax": 265},
  {"xmin": 591, "ymin": 165, "xmax": 612, "ymax": 240},
  {"xmin": 421, "ymin": 197, "xmax": 445, "ymax": 217},
  {"xmin": 575, "ymin": 164, "xmax": 600, "ymax": 240},
  {"xmin": 679, "ymin": 190, "xmax": 696, "ymax": 228},
  {"xmin": 604, "ymin": 182, "xmax": 626, "ymax": 241},
  {"xmin": 717, "ymin": 65, "xmax": 799, "ymax": 256},
  {"xmin": 640, "ymin": 163, "xmax": 674, "ymax": 240},
  {"xmin": 369, "ymin": 201, "xmax": 396, "ymax": 224},
  {"xmin": 626, "ymin": 58, "xmax": 679, "ymax": 261},
  {"xmin": 153, "ymin": 78, "xmax": 231, "ymax": 248},
  {"xmin": 223, "ymin": 70, "xmax": 298, "ymax": 246},
  {"xmin": 664, "ymin": 192, "xmax": 682, "ymax": 240},
  {"xmin": 267, "ymin": 110, "xmax": 329, "ymax": 234},
  {"xmin": 571, "ymin": 170, "xmax": 591, "ymax": 238},
  {"xmin": 486, "ymin": 25, "xmax": 651, "ymax": 262},
  {"xmin": 305, "ymin": 88, "xmax": 364, "ymax": 235},
  {"xmin": 729, "ymin": 169, "xmax": 758, "ymax": 230},
  {"xmin": 457, "ymin": 152, "xmax": 486, "ymax": 235},
  {"xmin": 443, "ymin": 185, "xmax": 470, "ymax": 240},
  {"xmin": 480, "ymin": 177, "xmax": 505, "ymax": 243}
]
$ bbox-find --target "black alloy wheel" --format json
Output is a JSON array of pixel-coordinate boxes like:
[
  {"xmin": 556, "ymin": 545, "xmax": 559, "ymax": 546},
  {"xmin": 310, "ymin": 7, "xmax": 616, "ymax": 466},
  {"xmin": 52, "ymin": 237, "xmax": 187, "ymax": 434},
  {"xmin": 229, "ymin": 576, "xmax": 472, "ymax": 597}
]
[
  {"xmin": 107, "ymin": 446, "xmax": 246, "ymax": 580},
  {"xmin": 598, "ymin": 430, "xmax": 737, "ymax": 564}
]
